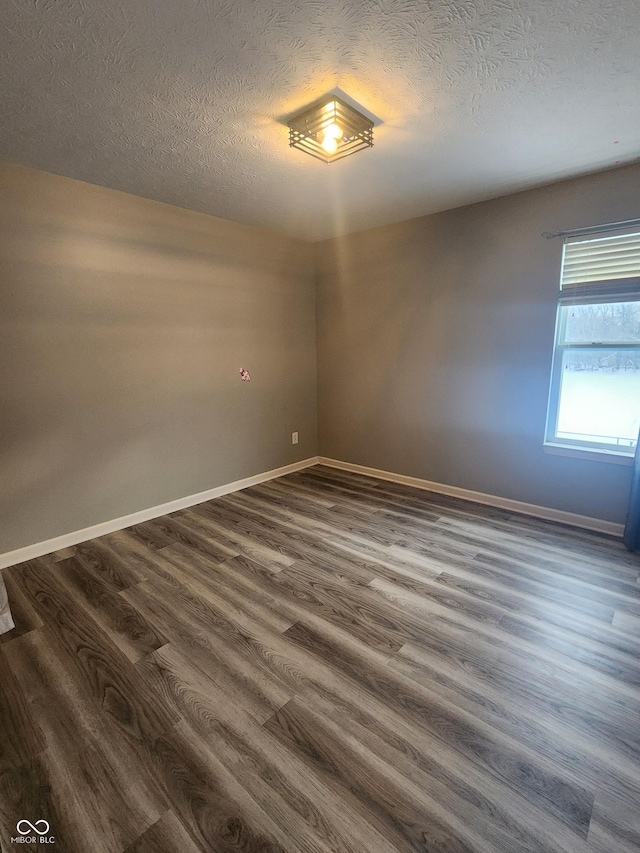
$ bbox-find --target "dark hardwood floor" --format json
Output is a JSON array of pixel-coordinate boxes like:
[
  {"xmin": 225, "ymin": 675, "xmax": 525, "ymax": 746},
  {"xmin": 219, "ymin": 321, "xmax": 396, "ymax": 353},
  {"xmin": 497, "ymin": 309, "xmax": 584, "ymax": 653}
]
[{"xmin": 1, "ymin": 464, "xmax": 640, "ymax": 852}]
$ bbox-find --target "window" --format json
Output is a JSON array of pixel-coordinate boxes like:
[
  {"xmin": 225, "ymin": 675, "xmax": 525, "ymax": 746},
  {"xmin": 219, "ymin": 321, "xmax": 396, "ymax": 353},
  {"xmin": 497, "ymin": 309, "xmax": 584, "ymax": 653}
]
[{"xmin": 545, "ymin": 228, "xmax": 640, "ymax": 456}]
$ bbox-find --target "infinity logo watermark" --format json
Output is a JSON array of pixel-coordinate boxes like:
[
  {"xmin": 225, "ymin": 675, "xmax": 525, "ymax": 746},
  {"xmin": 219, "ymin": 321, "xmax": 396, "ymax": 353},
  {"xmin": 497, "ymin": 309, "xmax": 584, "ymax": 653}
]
[
  {"xmin": 17, "ymin": 822, "xmax": 50, "ymax": 836},
  {"xmin": 11, "ymin": 820, "xmax": 55, "ymax": 844}
]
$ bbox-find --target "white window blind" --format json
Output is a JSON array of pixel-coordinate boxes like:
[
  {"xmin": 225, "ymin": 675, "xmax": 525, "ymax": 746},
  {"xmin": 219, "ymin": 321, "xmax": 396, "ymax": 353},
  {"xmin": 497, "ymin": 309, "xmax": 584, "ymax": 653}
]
[{"xmin": 560, "ymin": 230, "xmax": 640, "ymax": 303}]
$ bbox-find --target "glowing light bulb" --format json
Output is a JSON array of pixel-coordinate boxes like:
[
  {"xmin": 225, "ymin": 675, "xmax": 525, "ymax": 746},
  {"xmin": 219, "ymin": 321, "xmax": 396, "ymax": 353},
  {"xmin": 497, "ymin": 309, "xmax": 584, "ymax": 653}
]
[
  {"xmin": 323, "ymin": 122, "xmax": 342, "ymax": 140},
  {"xmin": 321, "ymin": 135, "xmax": 338, "ymax": 154}
]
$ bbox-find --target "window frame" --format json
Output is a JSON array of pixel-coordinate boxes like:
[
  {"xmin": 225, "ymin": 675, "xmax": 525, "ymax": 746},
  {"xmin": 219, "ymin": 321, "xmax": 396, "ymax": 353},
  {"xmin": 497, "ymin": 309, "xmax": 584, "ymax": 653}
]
[{"xmin": 544, "ymin": 231, "xmax": 640, "ymax": 459}]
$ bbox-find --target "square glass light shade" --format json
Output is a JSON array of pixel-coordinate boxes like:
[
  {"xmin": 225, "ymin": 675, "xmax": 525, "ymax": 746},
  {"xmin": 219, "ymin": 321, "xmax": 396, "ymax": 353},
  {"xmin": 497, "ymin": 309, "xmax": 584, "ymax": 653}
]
[{"xmin": 288, "ymin": 96, "xmax": 374, "ymax": 164}]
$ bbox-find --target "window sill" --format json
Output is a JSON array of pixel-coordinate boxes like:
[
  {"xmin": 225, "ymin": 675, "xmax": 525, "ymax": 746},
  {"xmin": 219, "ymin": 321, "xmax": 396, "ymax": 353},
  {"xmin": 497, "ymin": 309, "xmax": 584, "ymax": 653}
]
[{"xmin": 543, "ymin": 443, "xmax": 634, "ymax": 466}]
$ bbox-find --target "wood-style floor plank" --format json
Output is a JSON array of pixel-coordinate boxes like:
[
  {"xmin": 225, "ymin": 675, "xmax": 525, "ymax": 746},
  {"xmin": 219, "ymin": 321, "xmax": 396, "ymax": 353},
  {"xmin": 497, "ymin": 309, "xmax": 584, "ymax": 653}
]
[
  {"xmin": 122, "ymin": 810, "xmax": 204, "ymax": 853},
  {"xmin": 1, "ymin": 629, "xmax": 166, "ymax": 853},
  {"xmin": 53, "ymin": 555, "xmax": 168, "ymax": 663},
  {"xmin": 0, "ymin": 646, "xmax": 46, "ymax": 776},
  {"xmin": 1, "ymin": 464, "xmax": 639, "ymax": 852}
]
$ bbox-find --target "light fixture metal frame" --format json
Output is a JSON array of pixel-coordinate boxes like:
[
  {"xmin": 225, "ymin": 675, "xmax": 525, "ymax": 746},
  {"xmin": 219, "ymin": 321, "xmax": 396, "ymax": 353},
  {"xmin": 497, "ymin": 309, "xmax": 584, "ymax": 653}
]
[{"xmin": 288, "ymin": 95, "xmax": 374, "ymax": 164}]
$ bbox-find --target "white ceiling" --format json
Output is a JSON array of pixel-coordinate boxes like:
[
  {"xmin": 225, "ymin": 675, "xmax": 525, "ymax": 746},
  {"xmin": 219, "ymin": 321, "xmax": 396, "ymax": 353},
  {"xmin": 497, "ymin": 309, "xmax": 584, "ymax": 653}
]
[{"xmin": 1, "ymin": 0, "xmax": 639, "ymax": 241}]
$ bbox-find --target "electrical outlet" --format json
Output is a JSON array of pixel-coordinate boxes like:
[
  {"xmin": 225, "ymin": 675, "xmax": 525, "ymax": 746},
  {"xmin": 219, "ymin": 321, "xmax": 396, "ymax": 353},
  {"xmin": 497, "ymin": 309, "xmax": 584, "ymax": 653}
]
[{"xmin": 291, "ymin": 431, "xmax": 299, "ymax": 445}]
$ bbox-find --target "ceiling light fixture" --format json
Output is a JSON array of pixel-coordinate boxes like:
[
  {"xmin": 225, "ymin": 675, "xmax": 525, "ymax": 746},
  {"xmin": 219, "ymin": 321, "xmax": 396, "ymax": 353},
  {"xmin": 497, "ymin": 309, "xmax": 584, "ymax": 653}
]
[{"xmin": 288, "ymin": 96, "xmax": 374, "ymax": 164}]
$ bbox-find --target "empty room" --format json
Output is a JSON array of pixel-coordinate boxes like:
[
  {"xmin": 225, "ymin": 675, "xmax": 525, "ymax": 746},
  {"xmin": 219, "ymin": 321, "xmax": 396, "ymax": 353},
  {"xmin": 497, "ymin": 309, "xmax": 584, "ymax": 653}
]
[{"xmin": 1, "ymin": 1, "xmax": 640, "ymax": 851}]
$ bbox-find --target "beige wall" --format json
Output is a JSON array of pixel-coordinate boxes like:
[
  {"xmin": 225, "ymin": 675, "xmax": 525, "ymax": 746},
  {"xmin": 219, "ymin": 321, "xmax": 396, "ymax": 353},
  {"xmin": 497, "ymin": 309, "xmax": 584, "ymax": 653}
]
[
  {"xmin": 316, "ymin": 162, "xmax": 640, "ymax": 524},
  {"xmin": 0, "ymin": 161, "xmax": 317, "ymax": 554}
]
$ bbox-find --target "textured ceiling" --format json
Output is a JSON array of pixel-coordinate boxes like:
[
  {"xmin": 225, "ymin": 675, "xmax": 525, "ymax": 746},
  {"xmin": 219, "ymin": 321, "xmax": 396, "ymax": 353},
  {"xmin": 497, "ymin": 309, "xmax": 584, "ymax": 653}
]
[{"xmin": 1, "ymin": 0, "xmax": 640, "ymax": 240}]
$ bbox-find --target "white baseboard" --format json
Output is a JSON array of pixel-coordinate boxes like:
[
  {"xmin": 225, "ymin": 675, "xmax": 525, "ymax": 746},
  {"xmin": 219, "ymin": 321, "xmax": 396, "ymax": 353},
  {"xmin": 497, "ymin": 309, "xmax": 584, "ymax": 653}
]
[
  {"xmin": 1, "ymin": 453, "xmax": 624, "ymax": 571},
  {"xmin": 0, "ymin": 457, "xmax": 319, "ymax": 571},
  {"xmin": 318, "ymin": 457, "xmax": 624, "ymax": 537}
]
